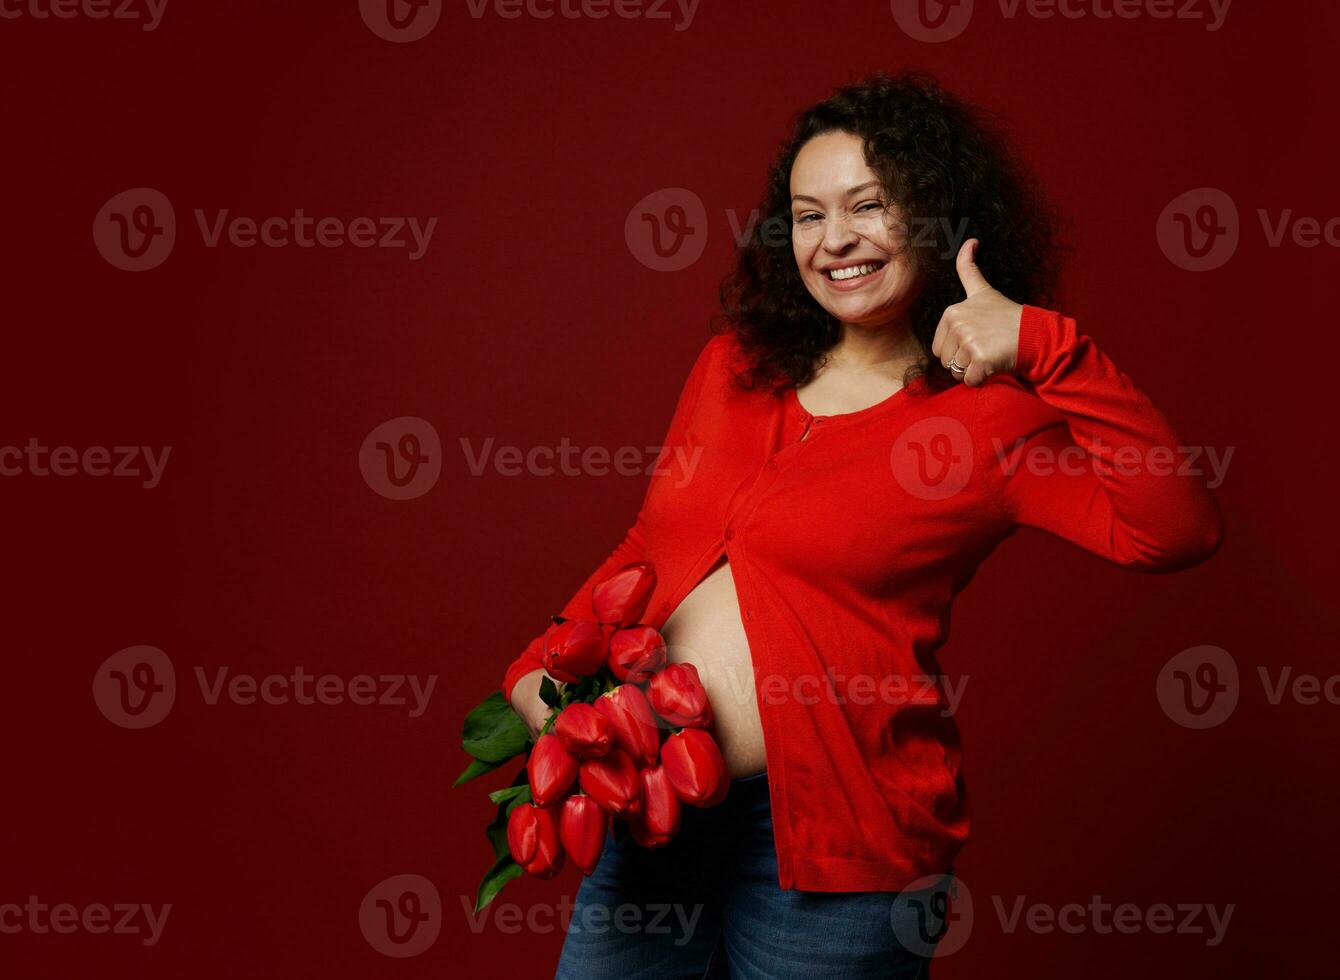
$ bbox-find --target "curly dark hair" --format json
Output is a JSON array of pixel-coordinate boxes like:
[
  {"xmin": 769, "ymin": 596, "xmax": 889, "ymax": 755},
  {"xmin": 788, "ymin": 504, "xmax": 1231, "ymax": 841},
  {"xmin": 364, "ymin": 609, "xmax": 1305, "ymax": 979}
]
[{"xmin": 714, "ymin": 70, "xmax": 1065, "ymax": 394}]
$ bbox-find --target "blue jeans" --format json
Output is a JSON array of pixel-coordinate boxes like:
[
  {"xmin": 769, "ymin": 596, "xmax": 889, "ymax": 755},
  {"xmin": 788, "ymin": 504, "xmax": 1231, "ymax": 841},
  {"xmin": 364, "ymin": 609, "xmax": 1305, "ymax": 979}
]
[{"xmin": 555, "ymin": 770, "xmax": 947, "ymax": 978}]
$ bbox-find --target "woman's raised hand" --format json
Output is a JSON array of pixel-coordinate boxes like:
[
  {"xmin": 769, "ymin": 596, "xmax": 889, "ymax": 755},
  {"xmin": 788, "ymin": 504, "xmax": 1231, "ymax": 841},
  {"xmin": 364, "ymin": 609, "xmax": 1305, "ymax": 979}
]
[{"xmin": 931, "ymin": 239, "xmax": 1026, "ymax": 387}]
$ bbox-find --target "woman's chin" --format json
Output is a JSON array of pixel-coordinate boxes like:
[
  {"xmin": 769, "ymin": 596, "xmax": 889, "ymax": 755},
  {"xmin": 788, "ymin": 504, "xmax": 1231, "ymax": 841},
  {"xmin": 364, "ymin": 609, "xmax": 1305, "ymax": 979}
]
[{"xmin": 827, "ymin": 300, "xmax": 906, "ymax": 328}]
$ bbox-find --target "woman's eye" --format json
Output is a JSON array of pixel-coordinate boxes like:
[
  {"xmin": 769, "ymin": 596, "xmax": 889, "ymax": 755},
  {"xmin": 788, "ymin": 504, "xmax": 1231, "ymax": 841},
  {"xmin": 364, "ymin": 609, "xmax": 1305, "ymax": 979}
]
[
  {"xmin": 795, "ymin": 213, "xmax": 821, "ymax": 224},
  {"xmin": 855, "ymin": 201, "xmax": 884, "ymax": 213}
]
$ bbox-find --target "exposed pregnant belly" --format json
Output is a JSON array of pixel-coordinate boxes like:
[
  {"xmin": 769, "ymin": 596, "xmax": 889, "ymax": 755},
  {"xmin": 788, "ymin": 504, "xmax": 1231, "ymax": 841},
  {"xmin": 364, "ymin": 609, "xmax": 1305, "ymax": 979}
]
[{"xmin": 659, "ymin": 556, "xmax": 768, "ymax": 779}]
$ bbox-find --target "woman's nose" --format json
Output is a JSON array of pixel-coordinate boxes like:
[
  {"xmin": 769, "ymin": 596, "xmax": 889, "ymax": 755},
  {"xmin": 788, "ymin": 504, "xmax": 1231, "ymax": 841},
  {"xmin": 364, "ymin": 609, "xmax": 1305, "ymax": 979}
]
[{"xmin": 822, "ymin": 214, "xmax": 859, "ymax": 252}]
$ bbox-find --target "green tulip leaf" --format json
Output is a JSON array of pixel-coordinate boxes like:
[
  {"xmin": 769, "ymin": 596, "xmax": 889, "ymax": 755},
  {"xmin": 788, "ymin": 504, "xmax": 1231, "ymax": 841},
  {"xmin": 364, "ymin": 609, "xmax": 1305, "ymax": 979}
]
[
  {"xmin": 453, "ymin": 756, "xmax": 501, "ymax": 787},
  {"xmin": 488, "ymin": 784, "xmax": 529, "ymax": 807},
  {"xmin": 475, "ymin": 857, "xmax": 525, "ymax": 912},
  {"xmin": 505, "ymin": 783, "xmax": 533, "ymax": 815},
  {"xmin": 462, "ymin": 691, "xmax": 529, "ymax": 763}
]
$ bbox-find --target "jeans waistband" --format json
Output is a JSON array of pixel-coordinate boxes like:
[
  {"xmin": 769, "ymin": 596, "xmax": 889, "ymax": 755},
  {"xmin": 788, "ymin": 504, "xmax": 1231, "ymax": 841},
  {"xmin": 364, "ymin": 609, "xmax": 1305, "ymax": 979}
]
[{"xmin": 730, "ymin": 769, "xmax": 769, "ymax": 785}]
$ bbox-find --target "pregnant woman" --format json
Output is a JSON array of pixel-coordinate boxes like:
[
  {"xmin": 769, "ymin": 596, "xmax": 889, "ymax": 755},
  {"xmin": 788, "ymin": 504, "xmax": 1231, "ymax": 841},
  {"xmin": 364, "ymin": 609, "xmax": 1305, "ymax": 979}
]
[{"xmin": 502, "ymin": 71, "xmax": 1223, "ymax": 978}]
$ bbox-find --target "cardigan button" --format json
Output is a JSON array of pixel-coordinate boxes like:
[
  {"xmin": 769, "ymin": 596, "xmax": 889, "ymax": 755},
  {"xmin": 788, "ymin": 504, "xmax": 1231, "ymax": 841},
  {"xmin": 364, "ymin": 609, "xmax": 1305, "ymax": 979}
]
[{"xmin": 724, "ymin": 527, "xmax": 735, "ymax": 541}]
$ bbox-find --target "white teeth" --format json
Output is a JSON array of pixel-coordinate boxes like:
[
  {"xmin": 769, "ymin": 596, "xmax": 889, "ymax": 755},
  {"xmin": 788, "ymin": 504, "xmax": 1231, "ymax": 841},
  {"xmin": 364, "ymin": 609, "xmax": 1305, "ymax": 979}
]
[{"xmin": 827, "ymin": 262, "xmax": 882, "ymax": 281}]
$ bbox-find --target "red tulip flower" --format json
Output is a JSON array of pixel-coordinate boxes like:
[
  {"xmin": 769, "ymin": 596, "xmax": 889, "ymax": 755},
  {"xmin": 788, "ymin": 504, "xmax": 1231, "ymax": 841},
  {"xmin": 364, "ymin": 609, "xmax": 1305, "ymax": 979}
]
[
  {"xmin": 559, "ymin": 793, "xmax": 609, "ymax": 876},
  {"xmin": 528, "ymin": 733, "xmax": 578, "ymax": 807},
  {"xmin": 608, "ymin": 626, "xmax": 667, "ymax": 684},
  {"xmin": 648, "ymin": 662, "xmax": 713, "ymax": 728},
  {"xmin": 541, "ymin": 618, "xmax": 608, "ymax": 683},
  {"xmin": 578, "ymin": 748, "xmax": 643, "ymax": 818},
  {"xmin": 661, "ymin": 728, "xmax": 728, "ymax": 807},
  {"xmin": 628, "ymin": 763, "xmax": 681, "ymax": 848},
  {"xmin": 506, "ymin": 803, "xmax": 565, "ymax": 878},
  {"xmin": 554, "ymin": 702, "xmax": 614, "ymax": 759},
  {"xmin": 593, "ymin": 684, "xmax": 661, "ymax": 767},
  {"xmin": 592, "ymin": 562, "xmax": 656, "ymax": 628}
]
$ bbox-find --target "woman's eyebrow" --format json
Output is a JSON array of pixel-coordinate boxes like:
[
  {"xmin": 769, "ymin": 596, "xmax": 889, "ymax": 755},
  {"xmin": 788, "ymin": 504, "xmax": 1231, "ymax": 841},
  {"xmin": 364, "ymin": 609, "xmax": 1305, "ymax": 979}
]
[{"xmin": 791, "ymin": 181, "xmax": 881, "ymax": 205}]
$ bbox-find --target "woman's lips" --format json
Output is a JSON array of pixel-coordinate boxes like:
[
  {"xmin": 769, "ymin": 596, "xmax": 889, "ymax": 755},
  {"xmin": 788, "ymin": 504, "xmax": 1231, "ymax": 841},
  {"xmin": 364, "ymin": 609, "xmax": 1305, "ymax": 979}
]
[{"xmin": 822, "ymin": 260, "xmax": 886, "ymax": 291}]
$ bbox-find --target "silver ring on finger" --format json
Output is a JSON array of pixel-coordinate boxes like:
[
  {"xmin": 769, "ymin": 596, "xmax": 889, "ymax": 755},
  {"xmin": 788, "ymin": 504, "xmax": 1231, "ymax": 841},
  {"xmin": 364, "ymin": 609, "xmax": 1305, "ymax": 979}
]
[{"xmin": 948, "ymin": 359, "xmax": 967, "ymax": 375}]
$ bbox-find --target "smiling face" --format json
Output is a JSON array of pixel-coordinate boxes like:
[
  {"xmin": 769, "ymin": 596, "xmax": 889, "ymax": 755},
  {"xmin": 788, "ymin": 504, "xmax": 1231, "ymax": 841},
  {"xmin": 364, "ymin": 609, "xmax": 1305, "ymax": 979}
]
[{"xmin": 789, "ymin": 130, "xmax": 923, "ymax": 328}]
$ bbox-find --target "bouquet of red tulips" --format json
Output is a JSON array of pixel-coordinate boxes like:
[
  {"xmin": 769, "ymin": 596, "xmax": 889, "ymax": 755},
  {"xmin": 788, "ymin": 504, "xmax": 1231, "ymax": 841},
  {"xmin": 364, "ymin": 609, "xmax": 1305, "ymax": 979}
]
[{"xmin": 457, "ymin": 562, "xmax": 729, "ymax": 910}]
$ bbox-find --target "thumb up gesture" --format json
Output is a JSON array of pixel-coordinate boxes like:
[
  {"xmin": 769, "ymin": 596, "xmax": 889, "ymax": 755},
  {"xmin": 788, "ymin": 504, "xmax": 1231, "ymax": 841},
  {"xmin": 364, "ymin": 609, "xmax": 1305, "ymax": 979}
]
[{"xmin": 930, "ymin": 238, "xmax": 1025, "ymax": 387}]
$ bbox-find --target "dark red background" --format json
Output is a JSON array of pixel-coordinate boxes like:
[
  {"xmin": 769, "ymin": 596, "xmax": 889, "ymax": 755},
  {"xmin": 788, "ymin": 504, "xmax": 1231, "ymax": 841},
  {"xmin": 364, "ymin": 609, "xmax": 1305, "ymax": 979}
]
[{"xmin": 3, "ymin": 1, "xmax": 1336, "ymax": 976}]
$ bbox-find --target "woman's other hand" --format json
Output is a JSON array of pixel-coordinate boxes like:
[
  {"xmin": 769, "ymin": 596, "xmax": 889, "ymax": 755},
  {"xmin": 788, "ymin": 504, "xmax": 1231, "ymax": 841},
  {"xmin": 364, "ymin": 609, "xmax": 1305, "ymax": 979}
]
[{"xmin": 510, "ymin": 668, "xmax": 558, "ymax": 740}]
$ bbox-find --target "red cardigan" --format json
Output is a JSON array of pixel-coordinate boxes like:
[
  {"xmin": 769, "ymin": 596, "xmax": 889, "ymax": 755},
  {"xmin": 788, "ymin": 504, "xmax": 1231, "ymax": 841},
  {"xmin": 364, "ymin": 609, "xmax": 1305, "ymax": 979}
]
[{"xmin": 502, "ymin": 306, "xmax": 1223, "ymax": 892}]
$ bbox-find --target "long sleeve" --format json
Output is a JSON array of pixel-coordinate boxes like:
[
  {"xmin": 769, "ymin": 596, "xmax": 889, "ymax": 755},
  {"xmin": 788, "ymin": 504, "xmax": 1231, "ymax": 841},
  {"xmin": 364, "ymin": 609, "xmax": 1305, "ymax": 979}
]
[
  {"xmin": 973, "ymin": 305, "xmax": 1224, "ymax": 571},
  {"xmin": 500, "ymin": 333, "xmax": 722, "ymax": 705}
]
